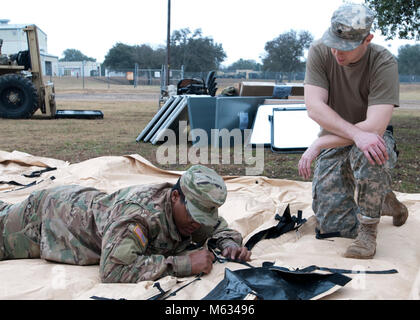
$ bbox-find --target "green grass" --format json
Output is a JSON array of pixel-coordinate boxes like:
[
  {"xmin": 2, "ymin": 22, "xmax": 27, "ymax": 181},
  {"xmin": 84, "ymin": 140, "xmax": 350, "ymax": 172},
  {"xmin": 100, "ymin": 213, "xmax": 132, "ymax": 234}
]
[
  {"xmin": 388, "ymin": 109, "xmax": 420, "ymax": 193},
  {"xmin": 0, "ymin": 82, "xmax": 419, "ymax": 193}
]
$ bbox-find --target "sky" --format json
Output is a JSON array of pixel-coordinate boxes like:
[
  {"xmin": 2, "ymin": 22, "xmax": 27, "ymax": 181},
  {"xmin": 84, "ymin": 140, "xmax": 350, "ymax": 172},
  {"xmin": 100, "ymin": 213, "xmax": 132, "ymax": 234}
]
[{"xmin": 2, "ymin": 0, "xmax": 418, "ymax": 66}]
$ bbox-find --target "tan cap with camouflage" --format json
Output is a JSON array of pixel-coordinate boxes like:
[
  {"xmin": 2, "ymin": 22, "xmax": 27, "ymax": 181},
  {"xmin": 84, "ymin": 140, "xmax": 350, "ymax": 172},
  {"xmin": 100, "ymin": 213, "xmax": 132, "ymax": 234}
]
[
  {"xmin": 322, "ymin": 3, "xmax": 375, "ymax": 51},
  {"xmin": 180, "ymin": 165, "xmax": 227, "ymax": 227}
]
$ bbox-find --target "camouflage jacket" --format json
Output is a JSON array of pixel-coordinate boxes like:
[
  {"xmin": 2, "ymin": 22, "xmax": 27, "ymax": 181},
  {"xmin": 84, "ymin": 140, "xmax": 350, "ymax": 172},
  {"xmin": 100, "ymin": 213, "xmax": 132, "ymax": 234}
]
[{"xmin": 95, "ymin": 183, "xmax": 242, "ymax": 283}]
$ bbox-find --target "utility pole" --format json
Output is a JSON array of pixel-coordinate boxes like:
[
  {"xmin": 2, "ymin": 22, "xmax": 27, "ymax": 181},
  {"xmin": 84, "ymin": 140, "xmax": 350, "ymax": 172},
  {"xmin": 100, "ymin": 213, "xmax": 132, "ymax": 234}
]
[{"xmin": 166, "ymin": 0, "xmax": 171, "ymax": 87}]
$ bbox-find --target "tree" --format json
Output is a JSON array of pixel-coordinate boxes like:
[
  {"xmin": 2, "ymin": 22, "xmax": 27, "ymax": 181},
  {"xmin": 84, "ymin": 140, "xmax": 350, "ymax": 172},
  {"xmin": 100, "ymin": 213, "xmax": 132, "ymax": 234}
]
[
  {"xmin": 397, "ymin": 44, "xmax": 420, "ymax": 75},
  {"xmin": 132, "ymin": 44, "xmax": 166, "ymax": 69},
  {"xmin": 262, "ymin": 30, "xmax": 313, "ymax": 72},
  {"xmin": 102, "ymin": 28, "xmax": 226, "ymax": 72},
  {"xmin": 170, "ymin": 28, "xmax": 226, "ymax": 72},
  {"xmin": 364, "ymin": 0, "xmax": 419, "ymax": 40},
  {"xmin": 103, "ymin": 43, "xmax": 165, "ymax": 71},
  {"xmin": 227, "ymin": 59, "xmax": 262, "ymax": 71},
  {"xmin": 103, "ymin": 43, "xmax": 136, "ymax": 70},
  {"xmin": 59, "ymin": 49, "xmax": 96, "ymax": 62}
]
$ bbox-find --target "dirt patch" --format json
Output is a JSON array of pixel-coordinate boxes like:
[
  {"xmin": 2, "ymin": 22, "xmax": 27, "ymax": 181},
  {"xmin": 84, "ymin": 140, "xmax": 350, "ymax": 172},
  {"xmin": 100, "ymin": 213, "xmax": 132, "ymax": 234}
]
[{"xmin": 56, "ymin": 93, "xmax": 159, "ymax": 101}]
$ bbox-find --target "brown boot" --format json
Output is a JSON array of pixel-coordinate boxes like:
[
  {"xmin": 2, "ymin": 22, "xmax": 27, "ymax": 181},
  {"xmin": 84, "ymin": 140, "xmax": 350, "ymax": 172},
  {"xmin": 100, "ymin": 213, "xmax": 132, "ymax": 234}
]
[
  {"xmin": 344, "ymin": 223, "xmax": 378, "ymax": 259},
  {"xmin": 381, "ymin": 191, "xmax": 408, "ymax": 227}
]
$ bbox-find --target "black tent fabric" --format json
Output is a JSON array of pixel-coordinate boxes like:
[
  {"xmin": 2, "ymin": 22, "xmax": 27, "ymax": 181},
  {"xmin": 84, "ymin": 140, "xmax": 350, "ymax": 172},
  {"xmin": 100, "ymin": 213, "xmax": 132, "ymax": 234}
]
[{"xmin": 202, "ymin": 266, "xmax": 352, "ymax": 300}]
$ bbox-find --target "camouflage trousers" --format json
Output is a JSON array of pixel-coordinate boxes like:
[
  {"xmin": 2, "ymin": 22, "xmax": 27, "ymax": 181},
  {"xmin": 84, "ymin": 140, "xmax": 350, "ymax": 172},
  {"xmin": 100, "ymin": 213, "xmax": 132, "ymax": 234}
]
[
  {"xmin": 0, "ymin": 190, "xmax": 47, "ymax": 260},
  {"xmin": 312, "ymin": 131, "xmax": 398, "ymax": 239},
  {"xmin": 0, "ymin": 186, "xmax": 105, "ymax": 263}
]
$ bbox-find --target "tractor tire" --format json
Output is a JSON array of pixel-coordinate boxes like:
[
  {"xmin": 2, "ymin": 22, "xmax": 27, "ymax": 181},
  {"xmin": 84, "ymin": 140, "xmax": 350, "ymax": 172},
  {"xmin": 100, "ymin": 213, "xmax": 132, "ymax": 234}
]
[{"xmin": 0, "ymin": 74, "xmax": 39, "ymax": 119}]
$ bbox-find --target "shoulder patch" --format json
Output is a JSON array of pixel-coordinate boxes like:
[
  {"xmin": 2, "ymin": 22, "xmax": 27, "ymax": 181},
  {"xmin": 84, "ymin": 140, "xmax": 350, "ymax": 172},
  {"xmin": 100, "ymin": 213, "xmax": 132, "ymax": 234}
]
[{"xmin": 133, "ymin": 224, "xmax": 148, "ymax": 248}]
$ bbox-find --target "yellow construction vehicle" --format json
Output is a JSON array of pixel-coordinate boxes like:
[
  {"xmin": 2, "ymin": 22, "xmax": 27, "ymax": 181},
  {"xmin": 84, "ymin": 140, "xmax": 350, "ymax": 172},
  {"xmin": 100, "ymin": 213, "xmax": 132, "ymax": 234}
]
[{"xmin": 0, "ymin": 25, "xmax": 56, "ymax": 118}]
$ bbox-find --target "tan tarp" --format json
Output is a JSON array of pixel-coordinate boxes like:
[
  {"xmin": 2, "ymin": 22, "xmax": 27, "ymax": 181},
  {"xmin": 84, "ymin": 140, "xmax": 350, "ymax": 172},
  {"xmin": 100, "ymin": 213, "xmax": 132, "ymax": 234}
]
[{"xmin": 0, "ymin": 150, "xmax": 419, "ymax": 300}]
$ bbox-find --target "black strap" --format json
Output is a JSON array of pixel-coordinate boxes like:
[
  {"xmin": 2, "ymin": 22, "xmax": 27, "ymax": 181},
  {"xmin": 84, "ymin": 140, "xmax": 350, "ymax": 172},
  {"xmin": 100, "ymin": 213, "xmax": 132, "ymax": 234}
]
[
  {"xmin": 211, "ymin": 250, "xmax": 255, "ymax": 269},
  {"xmin": 263, "ymin": 262, "xmax": 398, "ymax": 275},
  {"xmin": 1, "ymin": 176, "xmax": 56, "ymax": 193},
  {"xmin": 0, "ymin": 167, "xmax": 56, "ymax": 190},
  {"xmin": 312, "ymin": 266, "xmax": 398, "ymax": 275},
  {"xmin": 0, "ymin": 180, "xmax": 36, "ymax": 187},
  {"xmin": 23, "ymin": 167, "xmax": 56, "ymax": 178},
  {"xmin": 160, "ymin": 275, "xmax": 202, "ymax": 300},
  {"xmin": 245, "ymin": 205, "xmax": 307, "ymax": 250},
  {"xmin": 207, "ymin": 244, "xmax": 255, "ymax": 269},
  {"xmin": 315, "ymin": 228, "xmax": 341, "ymax": 239},
  {"xmin": 90, "ymin": 296, "xmax": 126, "ymax": 300},
  {"xmin": 148, "ymin": 282, "xmax": 168, "ymax": 300}
]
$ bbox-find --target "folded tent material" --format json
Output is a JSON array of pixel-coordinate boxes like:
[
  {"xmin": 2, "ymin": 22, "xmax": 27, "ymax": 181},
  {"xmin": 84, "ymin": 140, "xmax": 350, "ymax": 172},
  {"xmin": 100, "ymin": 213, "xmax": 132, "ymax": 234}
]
[
  {"xmin": 202, "ymin": 266, "xmax": 352, "ymax": 300},
  {"xmin": 0, "ymin": 150, "xmax": 419, "ymax": 300}
]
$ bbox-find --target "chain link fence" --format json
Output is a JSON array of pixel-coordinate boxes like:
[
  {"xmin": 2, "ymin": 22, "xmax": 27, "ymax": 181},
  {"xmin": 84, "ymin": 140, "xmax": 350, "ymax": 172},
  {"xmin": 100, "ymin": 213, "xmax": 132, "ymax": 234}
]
[
  {"xmin": 399, "ymin": 75, "xmax": 420, "ymax": 83},
  {"xmin": 47, "ymin": 62, "xmax": 420, "ymax": 90}
]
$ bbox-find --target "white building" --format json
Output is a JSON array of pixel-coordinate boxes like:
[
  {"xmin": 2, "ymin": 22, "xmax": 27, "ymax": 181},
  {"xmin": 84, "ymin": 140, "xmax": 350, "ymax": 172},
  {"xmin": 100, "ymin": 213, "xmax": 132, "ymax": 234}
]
[
  {"xmin": 58, "ymin": 61, "xmax": 101, "ymax": 77},
  {"xmin": 0, "ymin": 19, "xmax": 58, "ymax": 76}
]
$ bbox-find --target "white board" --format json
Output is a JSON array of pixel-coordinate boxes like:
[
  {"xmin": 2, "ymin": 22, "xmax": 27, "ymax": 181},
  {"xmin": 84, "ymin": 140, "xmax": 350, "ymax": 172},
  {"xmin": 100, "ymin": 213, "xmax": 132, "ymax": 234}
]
[{"xmin": 271, "ymin": 107, "xmax": 320, "ymax": 153}]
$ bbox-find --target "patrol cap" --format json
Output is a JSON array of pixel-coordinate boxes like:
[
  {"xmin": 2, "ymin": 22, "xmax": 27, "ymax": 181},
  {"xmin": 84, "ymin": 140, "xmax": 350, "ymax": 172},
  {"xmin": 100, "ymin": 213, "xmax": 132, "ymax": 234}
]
[
  {"xmin": 321, "ymin": 3, "xmax": 375, "ymax": 51},
  {"xmin": 180, "ymin": 165, "xmax": 227, "ymax": 227}
]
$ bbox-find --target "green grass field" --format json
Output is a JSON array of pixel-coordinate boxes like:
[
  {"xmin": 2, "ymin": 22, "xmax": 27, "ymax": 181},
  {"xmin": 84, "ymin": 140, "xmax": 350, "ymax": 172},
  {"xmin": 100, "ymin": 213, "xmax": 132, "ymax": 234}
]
[{"xmin": 0, "ymin": 79, "xmax": 419, "ymax": 193}]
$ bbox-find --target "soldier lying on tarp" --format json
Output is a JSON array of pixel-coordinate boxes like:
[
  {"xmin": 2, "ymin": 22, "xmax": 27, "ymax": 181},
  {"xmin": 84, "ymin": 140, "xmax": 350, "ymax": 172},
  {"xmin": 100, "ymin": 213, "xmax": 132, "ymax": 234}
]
[{"xmin": 0, "ymin": 165, "xmax": 251, "ymax": 283}]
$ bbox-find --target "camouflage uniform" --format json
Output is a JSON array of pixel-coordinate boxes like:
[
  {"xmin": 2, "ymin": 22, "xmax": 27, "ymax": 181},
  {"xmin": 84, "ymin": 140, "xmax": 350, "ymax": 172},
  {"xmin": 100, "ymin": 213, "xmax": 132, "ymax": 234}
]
[
  {"xmin": 313, "ymin": 131, "xmax": 398, "ymax": 238},
  {"xmin": 0, "ymin": 166, "xmax": 242, "ymax": 283},
  {"xmin": 307, "ymin": 4, "xmax": 400, "ymax": 239}
]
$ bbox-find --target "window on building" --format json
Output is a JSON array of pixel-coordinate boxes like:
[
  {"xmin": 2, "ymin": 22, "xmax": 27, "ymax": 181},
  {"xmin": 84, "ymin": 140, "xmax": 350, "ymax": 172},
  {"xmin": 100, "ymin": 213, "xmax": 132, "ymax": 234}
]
[{"xmin": 45, "ymin": 61, "xmax": 52, "ymax": 76}]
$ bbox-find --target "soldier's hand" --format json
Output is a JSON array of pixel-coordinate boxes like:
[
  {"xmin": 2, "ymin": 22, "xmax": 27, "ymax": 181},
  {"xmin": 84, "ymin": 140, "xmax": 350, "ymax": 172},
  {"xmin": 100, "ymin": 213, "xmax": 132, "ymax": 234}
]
[
  {"xmin": 298, "ymin": 142, "xmax": 321, "ymax": 180},
  {"xmin": 353, "ymin": 131, "xmax": 388, "ymax": 166},
  {"xmin": 189, "ymin": 249, "xmax": 215, "ymax": 275},
  {"xmin": 222, "ymin": 246, "xmax": 252, "ymax": 262}
]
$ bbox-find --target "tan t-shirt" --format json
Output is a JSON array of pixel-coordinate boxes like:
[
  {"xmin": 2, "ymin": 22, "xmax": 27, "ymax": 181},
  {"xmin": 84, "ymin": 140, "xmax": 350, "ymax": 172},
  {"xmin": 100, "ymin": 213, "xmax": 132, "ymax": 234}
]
[{"xmin": 304, "ymin": 40, "xmax": 399, "ymax": 135}]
